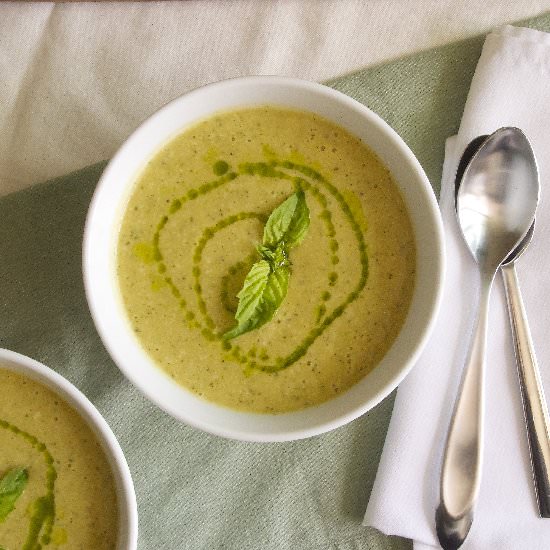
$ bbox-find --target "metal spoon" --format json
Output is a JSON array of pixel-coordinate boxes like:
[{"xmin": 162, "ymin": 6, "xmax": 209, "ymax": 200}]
[
  {"xmin": 454, "ymin": 134, "xmax": 550, "ymax": 518},
  {"xmin": 436, "ymin": 127, "xmax": 539, "ymax": 549},
  {"xmin": 502, "ymin": 222, "xmax": 550, "ymax": 518}
]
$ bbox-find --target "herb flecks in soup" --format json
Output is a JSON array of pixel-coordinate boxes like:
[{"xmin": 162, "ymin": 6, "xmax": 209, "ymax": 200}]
[
  {"xmin": 0, "ymin": 369, "xmax": 118, "ymax": 549},
  {"xmin": 118, "ymin": 107, "xmax": 416, "ymax": 413}
]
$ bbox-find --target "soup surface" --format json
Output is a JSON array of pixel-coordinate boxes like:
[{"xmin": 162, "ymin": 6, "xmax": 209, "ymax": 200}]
[
  {"xmin": 118, "ymin": 107, "xmax": 416, "ymax": 413},
  {"xmin": 0, "ymin": 368, "xmax": 118, "ymax": 549}
]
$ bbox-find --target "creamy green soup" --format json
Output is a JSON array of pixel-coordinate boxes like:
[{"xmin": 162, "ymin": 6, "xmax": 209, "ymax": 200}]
[
  {"xmin": 118, "ymin": 107, "xmax": 415, "ymax": 413},
  {"xmin": 0, "ymin": 369, "xmax": 118, "ymax": 549}
]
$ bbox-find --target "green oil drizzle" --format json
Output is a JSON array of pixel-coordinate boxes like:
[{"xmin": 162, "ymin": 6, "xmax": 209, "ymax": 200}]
[
  {"xmin": 213, "ymin": 160, "xmax": 229, "ymax": 176},
  {"xmin": 139, "ymin": 158, "xmax": 368, "ymax": 374},
  {"xmin": 0, "ymin": 419, "xmax": 57, "ymax": 549}
]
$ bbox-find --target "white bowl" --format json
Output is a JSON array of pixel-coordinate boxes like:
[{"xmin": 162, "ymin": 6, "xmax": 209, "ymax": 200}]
[
  {"xmin": 83, "ymin": 76, "xmax": 445, "ymax": 442},
  {"xmin": 0, "ymin": 348, "xmax": 138, "ymax": 549}
]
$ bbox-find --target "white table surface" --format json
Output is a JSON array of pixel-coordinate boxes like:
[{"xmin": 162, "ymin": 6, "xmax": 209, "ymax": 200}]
[{"xmin": 1, "ymin": 1, "xmax": 549, "ymax": 196}]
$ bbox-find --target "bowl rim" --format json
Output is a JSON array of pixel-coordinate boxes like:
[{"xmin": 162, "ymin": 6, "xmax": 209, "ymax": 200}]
[
  {"xmin": 0, "ymin": 347, "xmax": 138, "ymax": 549},
  {"xmin": 83, "ymin": 75, "xmax": 445, "ymax": 442}
]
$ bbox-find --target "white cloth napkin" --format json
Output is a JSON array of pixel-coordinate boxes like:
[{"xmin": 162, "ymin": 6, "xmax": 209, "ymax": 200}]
[{"xmin": 364, "ymin": 25, "xmax": 550, "ymax": 550}]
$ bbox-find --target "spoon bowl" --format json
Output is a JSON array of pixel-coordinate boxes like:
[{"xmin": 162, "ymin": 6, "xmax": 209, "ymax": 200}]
[{"xmin": 456, "ymin": 127, "xmax": 539, "ymax": 272}]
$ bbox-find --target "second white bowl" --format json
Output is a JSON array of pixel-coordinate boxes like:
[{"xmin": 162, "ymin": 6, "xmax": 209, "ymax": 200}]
[{"xmin": 0, "ymin": 348, "xmax": 138, "ymax": 549}]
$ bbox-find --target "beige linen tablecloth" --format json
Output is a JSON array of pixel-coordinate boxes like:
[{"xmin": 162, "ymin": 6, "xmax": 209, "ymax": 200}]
[{"xmin": 1, "ymin": 1, "xmax": 548, "ymax": 195}]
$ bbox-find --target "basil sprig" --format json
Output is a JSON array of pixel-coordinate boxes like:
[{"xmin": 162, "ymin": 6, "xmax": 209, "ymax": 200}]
[
  {"xmin": 0, "ymin": 467, "xmax": 29, "ymax": 523},
  {"xmin": 263, "ymin": 189, "xmax": 310, "ymax": 249},
  {"xmin": 224, "ymin": 190, "xmax": 310, "ymax": 340}
]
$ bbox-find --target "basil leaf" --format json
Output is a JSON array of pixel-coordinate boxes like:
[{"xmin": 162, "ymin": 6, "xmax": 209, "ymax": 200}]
[
  {"xmin": 257, "ymin": 245, "xmax": 275, "ymax": 263},
  {"xmin": 0, "ymin": 467, "xmax": 29, "ymax": 523},
  {"xmin": 224, "ymin": 260, "xmax": 289, "ymax": 340},
  {"xmin": 225, "ymin": 191, "xmax": 309, "ymax": 340},
  {"xmin": 263, "ymin": 189, "xmax": 310, "ymax": 249}
]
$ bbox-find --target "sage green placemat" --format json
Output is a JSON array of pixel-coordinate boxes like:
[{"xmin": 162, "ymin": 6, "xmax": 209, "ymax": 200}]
[{"xmin": 1, "ymin": 13, "xmax": 549, "ymax": 550}]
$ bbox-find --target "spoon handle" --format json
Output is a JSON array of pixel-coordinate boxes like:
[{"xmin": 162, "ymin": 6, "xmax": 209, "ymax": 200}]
[
  {"xmin": 502, "ymin": 262, "xmax": 550, "ymax": 517},
  {"xmin": 436, "ymin": 278, "xmax": 491, "ymax": 549}
]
